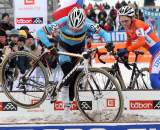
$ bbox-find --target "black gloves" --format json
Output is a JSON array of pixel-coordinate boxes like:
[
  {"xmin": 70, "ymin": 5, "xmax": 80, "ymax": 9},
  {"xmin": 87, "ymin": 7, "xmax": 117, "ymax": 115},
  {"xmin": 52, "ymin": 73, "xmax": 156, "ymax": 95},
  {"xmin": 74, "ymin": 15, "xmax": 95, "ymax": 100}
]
[
  {"xmin": 117, "ymin": 48, "xmax": 128, "ymax": 57},
  {"xmin": 105, "ymin": 43, "xmax": 114, "ymax": 52}
]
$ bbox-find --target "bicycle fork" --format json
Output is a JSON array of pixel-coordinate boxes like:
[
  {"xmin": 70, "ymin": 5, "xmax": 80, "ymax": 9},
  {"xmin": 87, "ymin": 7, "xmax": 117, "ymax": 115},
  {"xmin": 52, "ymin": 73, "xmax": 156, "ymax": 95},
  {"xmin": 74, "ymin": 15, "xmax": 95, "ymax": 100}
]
[{"xmin": 83, "ymin": 59, "xmax": 103, "ymax": 100}]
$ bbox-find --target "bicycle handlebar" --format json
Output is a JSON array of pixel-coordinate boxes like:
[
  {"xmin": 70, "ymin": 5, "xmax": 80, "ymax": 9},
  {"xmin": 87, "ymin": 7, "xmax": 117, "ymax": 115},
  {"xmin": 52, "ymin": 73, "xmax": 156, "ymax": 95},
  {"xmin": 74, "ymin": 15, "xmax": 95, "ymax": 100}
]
[
  {"xmin": 98, "ymin": 44, "xmax": 145, "ymax": 69},
  {"xmin": 45, "ymin": 47, "xmax": 100, "ymax": 59},
  {"xmin": 133, "ymin": 50, "xmax": 144, "ymax": 55}
]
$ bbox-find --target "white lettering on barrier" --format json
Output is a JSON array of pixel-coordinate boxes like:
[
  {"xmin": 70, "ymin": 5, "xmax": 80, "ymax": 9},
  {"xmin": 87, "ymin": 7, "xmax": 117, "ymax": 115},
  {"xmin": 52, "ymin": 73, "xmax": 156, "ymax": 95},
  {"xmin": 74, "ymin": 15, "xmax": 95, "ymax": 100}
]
[
  {"xmin": 16, "ymin": 18, "xmax": 33, "ymax": 24},
  {"xmin": 130, "ymin": 102, "xmax": 153, "ymax": 109},
  {"xmin": 43, "ymin": 128, "xmax": 157, "ymax": 130},
  {"xmin": 90, "ymin": 128, "xmax": 107, "ymax": 130},
  {"xmin": 130, "ymin": 100, "xmax": 153, "ymax": 110},
  {"xmin": 44, "ymin": 129, "xmax": 59, "ymax": 130},
  {"xmin": 43, "ymin": 128, "xmax": 107, "ymax": 130},
  {"xmin": 127, "ymin": 128, "xmax": 157, "ymax": 130},
  {"xmin": 64, "ymin": 129, "xmax": 82, "ymax": 130}
]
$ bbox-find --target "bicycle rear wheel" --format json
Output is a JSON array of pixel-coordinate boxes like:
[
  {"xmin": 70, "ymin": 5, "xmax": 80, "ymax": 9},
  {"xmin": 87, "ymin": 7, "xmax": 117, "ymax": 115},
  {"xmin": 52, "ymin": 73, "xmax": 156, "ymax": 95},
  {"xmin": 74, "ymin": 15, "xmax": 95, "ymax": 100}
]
[
  {"xmin": 1, "ymin": 51, "xmax": 49, "ymax": 109},
  {"xmin": 74, "ymin": 68, "xmax": 123, "ymax": 122},
  {"xmin": 131, "ymin": 67, "xmax": 151, "ymax": 89}
]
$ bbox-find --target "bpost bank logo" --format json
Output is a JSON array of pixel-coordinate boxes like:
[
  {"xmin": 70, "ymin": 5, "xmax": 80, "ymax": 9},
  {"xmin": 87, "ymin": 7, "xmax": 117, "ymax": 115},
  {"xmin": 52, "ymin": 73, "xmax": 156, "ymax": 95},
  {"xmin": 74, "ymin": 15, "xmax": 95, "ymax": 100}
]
[
  {"xmin": 130, "ymin": 100, "xmax": 160, "ymax": 110},
  {"xmin": 27, "ymin": 99, "xmax": 44, "ymax": 112},
  {"xmin": 0, "ymin": 102, "xmax": 17, "ymax": 111},
  {"xmin": 107, "ymin": 99, "xmax": 116, "ymax": 107},
  {"xmin": 24, "ymin": 0, "xmax": 35, "ymax": 5},
  {"xmin": 16, "ymin": 17, "xmax": 43, "ymax": 24},
  {"xmin": 54, "ymin": 101, "xmax": 78, "ymax": 111},
  {"xmin": 54, "ymin": 101, "xmax": 92, "ymax": 111}
]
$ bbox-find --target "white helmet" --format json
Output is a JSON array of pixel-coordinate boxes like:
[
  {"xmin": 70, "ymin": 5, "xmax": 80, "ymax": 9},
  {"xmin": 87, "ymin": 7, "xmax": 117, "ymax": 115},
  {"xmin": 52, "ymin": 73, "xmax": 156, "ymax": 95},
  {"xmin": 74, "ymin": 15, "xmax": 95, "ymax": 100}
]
[
  {"xmin": 68, "ymin": 7, "xmax": 86, "ymax": 30},
  {"xmin": 118, "ymin": 6, "xmax": 135, "ymax": 17}
]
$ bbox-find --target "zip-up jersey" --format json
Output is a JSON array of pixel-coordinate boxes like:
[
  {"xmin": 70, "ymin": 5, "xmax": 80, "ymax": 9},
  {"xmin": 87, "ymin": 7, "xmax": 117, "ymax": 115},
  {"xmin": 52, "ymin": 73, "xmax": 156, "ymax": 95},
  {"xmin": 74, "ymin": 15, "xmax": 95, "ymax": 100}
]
[
  {"xmin": 37, "ymin": 16, "xmax": 110, "ymax": 48},
  {"xmin": 126, "ymin": 19, "xmax": 160, "ymax": 56}
]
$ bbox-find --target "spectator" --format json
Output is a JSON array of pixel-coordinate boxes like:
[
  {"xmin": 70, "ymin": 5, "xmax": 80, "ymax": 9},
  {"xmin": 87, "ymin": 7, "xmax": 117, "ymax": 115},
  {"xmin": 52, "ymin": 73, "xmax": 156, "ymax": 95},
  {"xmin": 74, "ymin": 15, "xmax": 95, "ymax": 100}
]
[
  {"xmin": 134, "ymin": 1, "xmax": 138, "ymax": 9},
  {"xmin": 25, "ymin": 33, "xmax": 36, "ymax": 51},
  {"xmin": 115, "ymin": 1, "xmax": 122, "ymax": 10},
  {"xmin": 128, "ymin": 1, "xmax": 135, "ymax": 9},
  {"xmin": 121, "ymin": 0, "xmax": 128, "ymax": 6},
  {"xmin": 0, "ymin": 29, "xmax": 11, "ymax": 63},
  {"xmin": 17, "ymin": 30, "xmax": 29, "ymax": 75},
  {"xmin": 97, "ymin": 3, "xmax": 104, "ymax": 11},
  {"xmin": 85, "ymin": 3, "xmax": 93, "ymax": 12},
  {"xmin": 138, "ymin": 9, "xmax": 144, "ymax": 21},
  {"xmin": 104, "ymin": 2, "xmax": 110, "ymax": 10},
  {"xmin": 86, "ymin": 9, "xmax": 97, "ymax": 22},
  {"xmin": 0, "ymin": 13, "xmax": 14, "ymax": 31},
  {"xmin": 98, "ymin": 10, "xmax": 107, "ymax": 29},
  {"xmin": 7, "ymin": 29, "xmax": 19, "ymax": 50},
  {"xmin": 0, "ymin": 29, "xmax": 8, "ymax": 48},
  {"xmin": 20, "ymin": 26, "xmax": 30, "ymax": 35},
  {"xmin": 104, "ymin": 18, "xmax": 114, "ymax": 31},
  {"xmin": 109, "ymin": 6, "xmax": 118, "ymax": 30},
  {"xmin": 17, "ymin": 30, "xmax": 27, "ymax": 51}
]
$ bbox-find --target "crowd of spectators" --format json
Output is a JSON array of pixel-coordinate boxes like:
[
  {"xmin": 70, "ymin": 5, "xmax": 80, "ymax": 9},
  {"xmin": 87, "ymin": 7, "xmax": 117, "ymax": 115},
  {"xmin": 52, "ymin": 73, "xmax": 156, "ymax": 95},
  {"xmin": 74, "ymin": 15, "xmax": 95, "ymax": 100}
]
[
  {"xmin": 0, "ymin": 13, "xmax": 38, "ymax": 66},
  {"xmin": 84, "ymin": 0, "xmax": 144, "ymax": 31}
]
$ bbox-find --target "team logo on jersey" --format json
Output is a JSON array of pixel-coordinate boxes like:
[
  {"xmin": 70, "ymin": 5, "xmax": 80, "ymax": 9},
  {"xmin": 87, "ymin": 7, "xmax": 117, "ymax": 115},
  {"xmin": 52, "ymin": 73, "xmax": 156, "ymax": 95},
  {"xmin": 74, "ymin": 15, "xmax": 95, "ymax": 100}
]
[
  {"xmin": 90, "ymin": 24, "xmax": 100, "ymax": 33},
  {"xmin": 136, "ymin": 28, "xmax": 145, "ymax": 37},
  {"xmin": 51, "ymin": 24, "xmax": 59, "ymax": 32}
]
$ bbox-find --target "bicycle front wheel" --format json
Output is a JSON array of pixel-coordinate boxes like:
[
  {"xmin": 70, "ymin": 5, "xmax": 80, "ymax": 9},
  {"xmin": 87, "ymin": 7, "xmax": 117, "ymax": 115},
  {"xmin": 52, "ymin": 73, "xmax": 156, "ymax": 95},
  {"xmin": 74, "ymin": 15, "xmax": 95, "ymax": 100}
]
[
  {"xmin": 1, "ymin": 51, "xmax": 49, "ymax": 109},
  {"xmin": 74, "ymin": 68, "xmax": 123, "ymax": 122},
  {"xmin": 131, "ymin": 67, "xmax": 151, "ymax": 89}
]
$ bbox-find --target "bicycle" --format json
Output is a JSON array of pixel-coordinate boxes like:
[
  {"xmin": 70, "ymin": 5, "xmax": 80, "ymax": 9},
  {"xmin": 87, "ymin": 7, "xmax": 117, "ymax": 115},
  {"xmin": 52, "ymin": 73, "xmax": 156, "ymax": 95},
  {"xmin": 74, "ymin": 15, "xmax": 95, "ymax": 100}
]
[
  {"xmin": 0, "ymin": 48, "xmax": 123, "ymax": 122},
  {"xmin": 100, "ymin": 45, "xmax": 151, "ymax": 90}
]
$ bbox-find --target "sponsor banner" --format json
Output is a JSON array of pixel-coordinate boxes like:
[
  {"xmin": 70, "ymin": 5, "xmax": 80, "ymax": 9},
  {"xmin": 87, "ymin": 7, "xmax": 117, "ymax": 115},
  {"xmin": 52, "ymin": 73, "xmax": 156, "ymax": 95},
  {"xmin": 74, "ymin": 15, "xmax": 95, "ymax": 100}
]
[
  {"xmin": 0, "ymin": 102, "xmax": 17, "ymax": 111},
  {"xmin": 0, "ymin": 123, "xmax": 160, "ymax": 130},
  {"xmin": 14, "ymin": 0, "xmax": 47, "ymax": 33},
  {"xmin": 129, "ymin": 100, "xmax": 160, "ymax": 110},
  {"xmin": 2, "ymin": 90, "xmax": 160, "ymax": 123},
  {"xmin": 93, "ymin": 31, "xmax": 127, "ymax": 43},
  {"xmin": 142, "ymin": 8, "xmax": 160, "ymax": 17},
  {"xmin": 142, "ymin": 7, "xmax": 160, "ymax": 37},
  {"xmin": 54, "ymin": 101, "xmax": 78, "ymax": 111},
  {"xmin": 16, "ymin": 17, "xmax": 43, "ymax": 24},
  {"xmin": 106, "ymin": 99, "xmax": 116, "ymax": 107},
  {"xmin": 53, "ymin": 100, "xmax": 92, "ymax": 111}
]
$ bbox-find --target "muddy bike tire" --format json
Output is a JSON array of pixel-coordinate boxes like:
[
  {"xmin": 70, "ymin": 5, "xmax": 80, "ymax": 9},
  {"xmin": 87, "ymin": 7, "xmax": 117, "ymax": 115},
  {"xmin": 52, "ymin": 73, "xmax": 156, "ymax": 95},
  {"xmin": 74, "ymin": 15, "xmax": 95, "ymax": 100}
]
[
  {"xmin": 74, "ymin": 68, "xmax": 123, "ymax": 122},
  {"xmin": 1, "ymin": 51, "xmax": 49, "ymax": 109}
]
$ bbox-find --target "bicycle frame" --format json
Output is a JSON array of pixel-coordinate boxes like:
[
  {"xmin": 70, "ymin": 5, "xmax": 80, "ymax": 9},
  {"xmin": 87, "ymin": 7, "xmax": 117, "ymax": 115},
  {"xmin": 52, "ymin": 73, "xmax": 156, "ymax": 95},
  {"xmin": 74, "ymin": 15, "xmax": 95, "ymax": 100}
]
[
  {"xmin": 22, "ymin": 48, "xmax": 100, "ymax": 97},
  {"xmin": 106, "ymin": 50, "xmax": 145, "ymax": 89}
]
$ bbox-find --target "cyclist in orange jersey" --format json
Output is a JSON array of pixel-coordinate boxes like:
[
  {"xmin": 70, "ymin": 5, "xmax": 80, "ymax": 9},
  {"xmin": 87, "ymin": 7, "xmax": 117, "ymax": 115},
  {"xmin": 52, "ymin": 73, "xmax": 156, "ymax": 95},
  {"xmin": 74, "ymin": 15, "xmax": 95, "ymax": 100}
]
[{"xmin": 117, "ymin": 6, "xmax": 160, "ymax": 89}]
